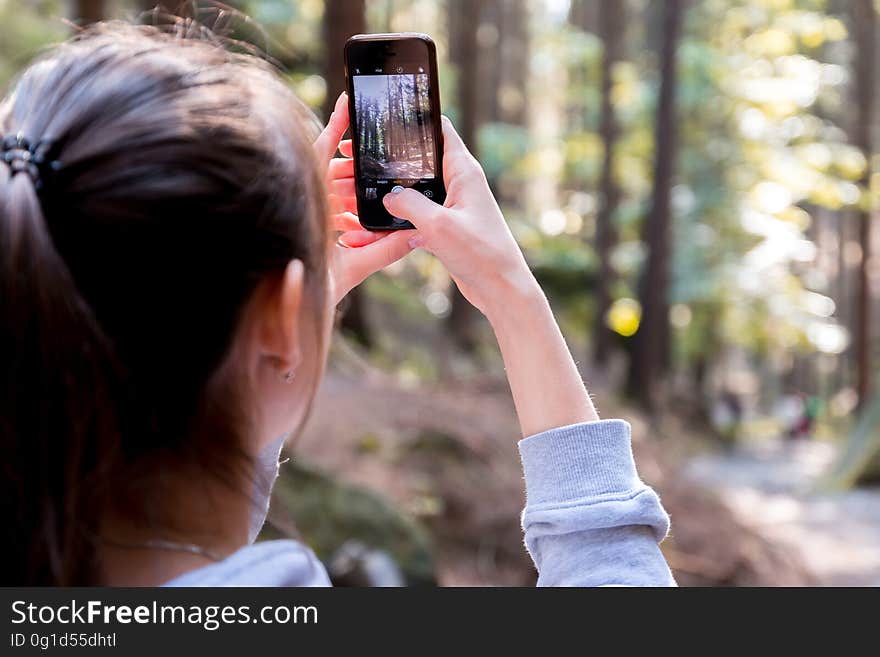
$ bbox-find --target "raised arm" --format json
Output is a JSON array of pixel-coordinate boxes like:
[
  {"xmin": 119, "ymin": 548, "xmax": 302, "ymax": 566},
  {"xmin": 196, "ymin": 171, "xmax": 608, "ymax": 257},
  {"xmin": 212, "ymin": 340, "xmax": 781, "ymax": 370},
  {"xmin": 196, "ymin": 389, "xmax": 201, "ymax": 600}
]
[{"xmin": 381, "ymin": 118, "xmax": 675, "ymax": 586}]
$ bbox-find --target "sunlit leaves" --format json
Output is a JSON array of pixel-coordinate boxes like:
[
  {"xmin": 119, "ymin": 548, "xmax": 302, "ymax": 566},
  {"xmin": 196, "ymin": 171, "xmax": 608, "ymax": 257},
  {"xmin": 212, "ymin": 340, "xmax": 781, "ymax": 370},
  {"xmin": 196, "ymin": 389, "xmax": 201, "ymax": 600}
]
[
  {"xmin": 607, "ymin": 298, "xmax": 642, "ymax": 337},
  {"xmin": 662, "ymin": 0, "xmax": 858, "ymax": 362}
]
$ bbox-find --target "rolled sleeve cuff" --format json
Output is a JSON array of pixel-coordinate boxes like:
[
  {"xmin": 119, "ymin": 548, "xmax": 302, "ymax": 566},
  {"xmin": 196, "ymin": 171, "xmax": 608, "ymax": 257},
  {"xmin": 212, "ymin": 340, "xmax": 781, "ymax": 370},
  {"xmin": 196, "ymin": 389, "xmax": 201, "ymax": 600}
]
[{"xmin": 518, "ymin": 419, "xmax": 644, "ymax": 506}]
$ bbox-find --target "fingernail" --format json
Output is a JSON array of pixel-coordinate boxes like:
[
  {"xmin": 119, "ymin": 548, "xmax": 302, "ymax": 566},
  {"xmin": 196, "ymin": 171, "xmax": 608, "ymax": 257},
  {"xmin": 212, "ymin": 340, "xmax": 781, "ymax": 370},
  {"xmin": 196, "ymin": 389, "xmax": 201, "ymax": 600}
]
[{"xmin": 382, "ymin": 194, "xmax": 394, "ymax": 208}]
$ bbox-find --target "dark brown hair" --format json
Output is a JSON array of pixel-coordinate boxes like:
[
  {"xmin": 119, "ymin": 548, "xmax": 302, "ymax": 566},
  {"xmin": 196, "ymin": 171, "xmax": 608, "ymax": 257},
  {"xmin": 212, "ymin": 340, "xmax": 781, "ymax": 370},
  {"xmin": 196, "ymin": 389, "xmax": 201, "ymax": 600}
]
[{"xmin": 0, "ymin": 22, "xmax": 330, "ymax": 584}]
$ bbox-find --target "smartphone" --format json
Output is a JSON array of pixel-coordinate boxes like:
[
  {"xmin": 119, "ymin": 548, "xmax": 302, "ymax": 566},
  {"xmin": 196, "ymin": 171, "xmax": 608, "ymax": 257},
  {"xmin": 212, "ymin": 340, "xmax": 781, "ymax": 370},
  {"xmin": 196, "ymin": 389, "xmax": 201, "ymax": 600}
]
[{"xmin": 344, "ymin": 33, "xmax": 446, "ymax": 230}]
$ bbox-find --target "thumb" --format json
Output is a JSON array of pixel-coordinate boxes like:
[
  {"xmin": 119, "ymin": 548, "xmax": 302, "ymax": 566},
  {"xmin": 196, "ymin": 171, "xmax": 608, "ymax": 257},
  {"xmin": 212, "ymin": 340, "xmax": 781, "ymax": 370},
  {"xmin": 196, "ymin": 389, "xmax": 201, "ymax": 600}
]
[{"xmin": 382, "ymin": 188, "xmax": 444, "ymax": 230}]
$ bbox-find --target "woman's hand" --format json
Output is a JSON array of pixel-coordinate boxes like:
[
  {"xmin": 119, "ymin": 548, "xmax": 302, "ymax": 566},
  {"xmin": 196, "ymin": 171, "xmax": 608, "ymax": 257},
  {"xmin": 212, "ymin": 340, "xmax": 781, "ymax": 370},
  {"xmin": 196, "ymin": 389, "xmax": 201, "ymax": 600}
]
[
  {"xmin": 382, "ymin": 116, "xmax": 598, "ymax": 436},
  {"xmin": 314, "ymin": 93, "xmax": 414, "ymax": 305},
  {"xmin": 381, "ymin": 116, "xmax": 543, "ymax": 322}
]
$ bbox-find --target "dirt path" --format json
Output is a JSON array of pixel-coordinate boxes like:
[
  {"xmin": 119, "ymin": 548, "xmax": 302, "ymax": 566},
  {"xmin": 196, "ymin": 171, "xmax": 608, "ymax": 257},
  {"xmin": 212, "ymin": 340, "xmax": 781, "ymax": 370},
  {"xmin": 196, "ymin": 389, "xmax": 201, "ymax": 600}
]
[
  {"xmin": 684, "ymin": 441, "xmax": 880, "ymax": 586},
  {"xmin": 291, "ymin": 359, "xmax": 817, "ymax": 585}
]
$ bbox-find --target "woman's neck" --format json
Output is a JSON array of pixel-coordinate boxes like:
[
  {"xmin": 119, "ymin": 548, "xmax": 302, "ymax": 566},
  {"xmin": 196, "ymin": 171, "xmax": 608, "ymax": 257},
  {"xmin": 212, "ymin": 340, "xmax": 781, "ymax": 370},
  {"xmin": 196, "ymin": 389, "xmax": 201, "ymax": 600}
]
[{"xmin": 95, "ymin": 466, "xmax": 255, "ymax": 586}]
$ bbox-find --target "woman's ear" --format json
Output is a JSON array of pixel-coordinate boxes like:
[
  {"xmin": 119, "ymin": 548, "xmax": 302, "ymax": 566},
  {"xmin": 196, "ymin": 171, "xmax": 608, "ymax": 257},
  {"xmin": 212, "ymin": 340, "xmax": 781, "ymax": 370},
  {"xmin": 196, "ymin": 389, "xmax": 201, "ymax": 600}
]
[{"xmin": 257, "ymin": 259, "xmax": 305, "ymax": 372}]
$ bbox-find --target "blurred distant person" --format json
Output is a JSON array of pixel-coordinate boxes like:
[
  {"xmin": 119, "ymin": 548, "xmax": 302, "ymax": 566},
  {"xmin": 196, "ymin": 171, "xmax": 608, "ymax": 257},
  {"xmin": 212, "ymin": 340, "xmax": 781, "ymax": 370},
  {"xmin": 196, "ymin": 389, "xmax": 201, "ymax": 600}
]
[
  {"xmin": 0, "ymin": 23, "xmax": 674, "ymax": 586},
  {"xmin": 787, "ymin": 394, "xmax": 820, "ymax": 441},
  {"xmin": 778, "ymin": 392, "xmax": 804, "ymax": 440},
  {"xmin": 712, "ymin": 389, "xmax": 743, "ymax": 448}
]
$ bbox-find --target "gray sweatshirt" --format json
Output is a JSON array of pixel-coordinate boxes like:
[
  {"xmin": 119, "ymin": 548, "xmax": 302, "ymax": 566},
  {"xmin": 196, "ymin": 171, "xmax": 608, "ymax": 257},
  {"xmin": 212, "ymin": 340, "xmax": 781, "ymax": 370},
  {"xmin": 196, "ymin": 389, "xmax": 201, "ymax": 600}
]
[{"xmin": 164, "ymin": 419, "xmax": 676, "ymax": 587}]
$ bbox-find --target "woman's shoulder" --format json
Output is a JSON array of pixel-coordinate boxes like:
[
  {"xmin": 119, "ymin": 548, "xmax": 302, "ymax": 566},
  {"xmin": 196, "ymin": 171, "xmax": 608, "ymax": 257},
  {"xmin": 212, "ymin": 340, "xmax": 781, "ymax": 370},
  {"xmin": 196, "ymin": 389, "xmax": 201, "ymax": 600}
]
[{"xmin": 162, "ymin": 540, "xmax": 331, "ymax": 587}]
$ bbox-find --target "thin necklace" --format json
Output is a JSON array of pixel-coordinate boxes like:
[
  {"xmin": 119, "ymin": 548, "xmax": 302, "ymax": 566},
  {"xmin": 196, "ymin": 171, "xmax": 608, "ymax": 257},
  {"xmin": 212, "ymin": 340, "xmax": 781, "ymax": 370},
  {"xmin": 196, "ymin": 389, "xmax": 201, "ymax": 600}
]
[{"xmin": 99, "ymin": 536, "xmax": 224, "ymax": 562}]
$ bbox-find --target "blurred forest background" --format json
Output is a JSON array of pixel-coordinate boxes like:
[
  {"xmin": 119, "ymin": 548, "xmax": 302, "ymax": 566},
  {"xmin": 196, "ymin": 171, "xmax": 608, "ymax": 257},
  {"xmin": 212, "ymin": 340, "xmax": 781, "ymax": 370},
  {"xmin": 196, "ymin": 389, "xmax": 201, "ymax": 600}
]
[{"xmin": 3, "ymin": 0, "xmax": 880, "ymax": 586}]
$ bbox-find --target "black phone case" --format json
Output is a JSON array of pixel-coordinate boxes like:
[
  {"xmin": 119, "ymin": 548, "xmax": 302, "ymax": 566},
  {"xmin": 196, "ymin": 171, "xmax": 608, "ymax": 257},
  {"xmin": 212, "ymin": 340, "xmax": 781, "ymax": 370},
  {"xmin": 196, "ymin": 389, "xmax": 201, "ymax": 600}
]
[{"xmin": 344, "ymin": 33, "xmax": 446, "ymax": 231}]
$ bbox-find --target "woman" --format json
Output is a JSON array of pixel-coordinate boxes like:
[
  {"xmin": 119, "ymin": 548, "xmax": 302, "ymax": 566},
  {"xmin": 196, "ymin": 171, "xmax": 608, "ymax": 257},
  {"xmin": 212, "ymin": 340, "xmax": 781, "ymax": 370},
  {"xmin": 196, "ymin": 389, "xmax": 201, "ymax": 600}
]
[{"xmin": 0, "ymin": 23, "xmax": 675, "ymax": 586}]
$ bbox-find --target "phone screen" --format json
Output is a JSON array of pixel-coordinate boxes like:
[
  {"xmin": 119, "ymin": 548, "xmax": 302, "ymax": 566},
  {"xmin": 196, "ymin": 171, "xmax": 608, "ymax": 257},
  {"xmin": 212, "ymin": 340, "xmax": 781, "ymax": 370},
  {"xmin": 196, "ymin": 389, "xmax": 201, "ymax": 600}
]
[
  {"xmin": 346, "ymin": 36, "xmax": 446, "ymax": 230},
  {"xmin": 353, "ymin": 69, "xmax": 436, "ymax": 180}
]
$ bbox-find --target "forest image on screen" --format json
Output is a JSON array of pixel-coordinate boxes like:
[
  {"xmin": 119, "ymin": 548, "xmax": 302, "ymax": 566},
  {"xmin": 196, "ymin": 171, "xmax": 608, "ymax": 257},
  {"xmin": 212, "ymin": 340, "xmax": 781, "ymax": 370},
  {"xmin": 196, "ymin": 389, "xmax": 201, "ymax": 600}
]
[{"xmin": 353, "ymin": 73, "xmax": 436, "ymax": 180}]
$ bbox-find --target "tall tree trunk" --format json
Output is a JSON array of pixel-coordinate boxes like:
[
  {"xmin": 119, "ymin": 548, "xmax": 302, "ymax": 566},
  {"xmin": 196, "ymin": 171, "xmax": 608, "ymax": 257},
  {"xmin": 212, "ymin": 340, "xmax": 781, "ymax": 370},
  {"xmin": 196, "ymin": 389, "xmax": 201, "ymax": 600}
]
[
  {"xmin": 477, "ymin": 0, "xmax": 528, "ymax": 210},
  {"xmin": 446, "ymin": 0, "xmax": 483, "ymax": 352},
  {"xmin": 568, "ymin": 0, "xmax": 597, "ymax": 132},
  {"xmin": 322, "ymin": 0, "xmax": 366, "ymax": 133},
  {"xmin": 837, "ymin": 208, "xmax": 852, "ymax": 393},
  {"xmin": 385, "ymin": 76, "xmax": 394, "ymax": 159},
  {"xmin": 592, "ymin": 0, "xmax": 626, "ymax": 368},
  {"xmin": 852, "ymin": 0, "xmax": 876, "ymax": 410},
  {"xmin": 414, "ymin": 74, "xmax": 430, "ymax": 170},
  {"xmin": 480, "ymin": 0, "xmax": 503, "ymax": 124},
  {"xmin": 323, "ymin": 0, "xmax": 371, "ymax": 346},
  {"xmin": 568, "ymin": 0, "xmax": 598, "ymax": 33},
  {"xmin": 626, "ymin": 0, "xmax": 683, "ymax": 412},
  {"xmin": 73, "ymin": 0, "xmax": 104, "ymax": 24},
  {"xmin": 501, "ymin": 0, "xmax": 529, "ymax": 128},
  {"xmin": 488, "ymin": 0, "xmax": 528, "ymax": 202}
]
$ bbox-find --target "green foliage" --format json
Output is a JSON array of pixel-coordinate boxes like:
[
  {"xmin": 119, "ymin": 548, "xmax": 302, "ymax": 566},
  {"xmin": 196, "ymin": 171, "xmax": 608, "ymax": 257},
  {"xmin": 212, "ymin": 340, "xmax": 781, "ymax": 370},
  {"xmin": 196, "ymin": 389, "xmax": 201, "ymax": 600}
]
[{"xmin": 0, "ymin": 1, "xmax": 66, "ymax": 90}]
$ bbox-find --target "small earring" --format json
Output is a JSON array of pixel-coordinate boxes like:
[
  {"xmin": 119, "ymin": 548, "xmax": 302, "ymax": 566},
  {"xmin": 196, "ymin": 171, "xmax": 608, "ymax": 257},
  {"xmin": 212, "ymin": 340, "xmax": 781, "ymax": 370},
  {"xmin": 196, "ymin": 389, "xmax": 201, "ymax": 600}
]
[{"xmin": 280, "ymin": 369, "xmax": 296, "ymax": 384}]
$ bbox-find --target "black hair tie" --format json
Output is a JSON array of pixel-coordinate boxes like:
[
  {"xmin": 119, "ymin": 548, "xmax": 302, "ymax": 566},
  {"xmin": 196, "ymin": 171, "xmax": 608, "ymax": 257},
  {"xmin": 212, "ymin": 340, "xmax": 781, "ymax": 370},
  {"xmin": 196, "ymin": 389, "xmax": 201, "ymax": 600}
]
[{"xmin": 1, "ymin": 132, "xmax": 61, "ymax": 191}]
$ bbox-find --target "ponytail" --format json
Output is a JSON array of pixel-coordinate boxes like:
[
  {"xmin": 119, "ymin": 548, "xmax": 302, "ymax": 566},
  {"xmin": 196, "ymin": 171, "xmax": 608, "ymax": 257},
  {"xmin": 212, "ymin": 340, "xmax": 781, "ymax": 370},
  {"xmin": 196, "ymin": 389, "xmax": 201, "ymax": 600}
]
[{"xmin": 0, "ymin": 156, "xmax": 120, "ymax": 584}]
